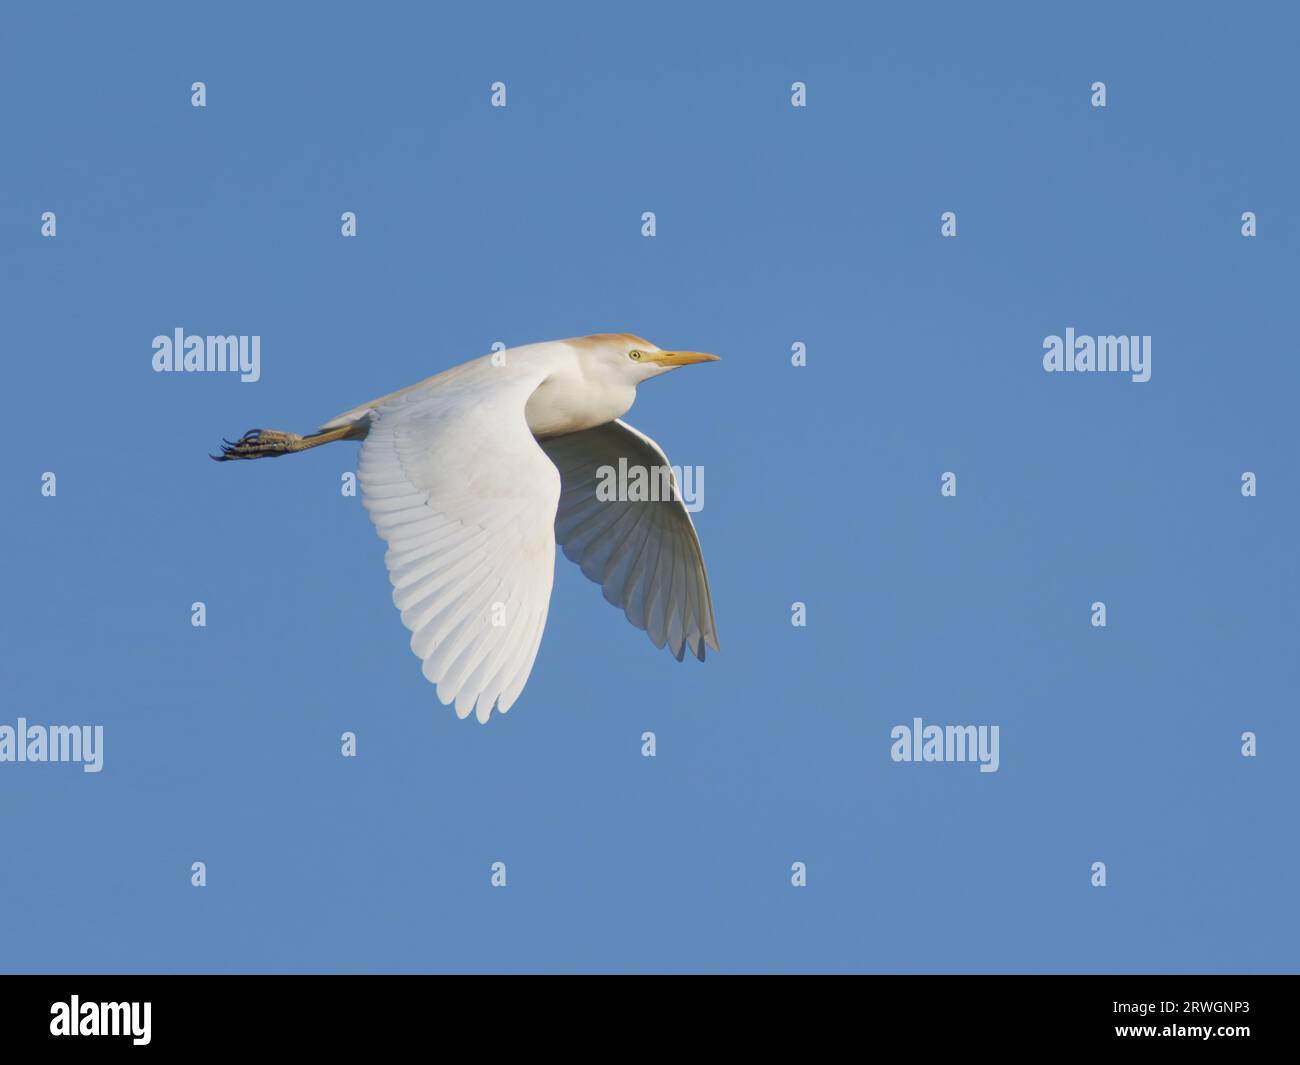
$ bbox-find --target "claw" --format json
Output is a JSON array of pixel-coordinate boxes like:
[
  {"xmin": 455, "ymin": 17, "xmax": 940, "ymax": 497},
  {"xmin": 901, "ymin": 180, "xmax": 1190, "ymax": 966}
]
[{"xmin": 210, "ymin": 425, "xmax": 315, "ymax": 463}]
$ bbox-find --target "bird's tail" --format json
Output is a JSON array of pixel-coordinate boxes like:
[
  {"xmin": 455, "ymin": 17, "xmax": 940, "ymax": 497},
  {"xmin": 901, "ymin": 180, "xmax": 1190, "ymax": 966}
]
[{"xmin": 211, "ymin": 424, "xmax": 360, "ymax": 462}]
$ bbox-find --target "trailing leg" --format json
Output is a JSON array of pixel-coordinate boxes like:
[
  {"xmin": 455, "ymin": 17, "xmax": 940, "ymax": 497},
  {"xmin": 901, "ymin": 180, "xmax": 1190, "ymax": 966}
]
[{"xmin": 211, "ymin": 424, "xmax": 360, "ymax": 461}]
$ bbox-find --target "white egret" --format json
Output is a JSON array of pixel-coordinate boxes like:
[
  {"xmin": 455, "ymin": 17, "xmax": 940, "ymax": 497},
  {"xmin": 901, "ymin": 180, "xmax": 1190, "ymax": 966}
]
[{"xmin": 214, "ymin": 334, "xmax": 721, "ymax": 723}]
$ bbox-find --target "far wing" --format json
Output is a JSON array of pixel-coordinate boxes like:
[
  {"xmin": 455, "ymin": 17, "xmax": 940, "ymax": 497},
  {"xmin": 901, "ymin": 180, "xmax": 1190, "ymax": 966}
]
[
  {"xmin": 540, "ymin": 419, "xmax": 719, "ymax": 662},
  {"xmin": 357, "ymin": 366, "xmax": 560, "ymax": 722}
]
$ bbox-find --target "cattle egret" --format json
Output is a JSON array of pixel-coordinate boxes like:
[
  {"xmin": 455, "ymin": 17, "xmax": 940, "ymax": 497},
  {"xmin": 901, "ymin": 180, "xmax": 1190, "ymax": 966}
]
[{"xmin": 213, "ymin": 334, "xmax": 721, "ymax": 722}]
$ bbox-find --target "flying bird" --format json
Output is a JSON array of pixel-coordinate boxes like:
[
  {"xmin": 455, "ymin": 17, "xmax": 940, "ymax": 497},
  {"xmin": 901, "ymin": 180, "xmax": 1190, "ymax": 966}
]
[{"xmin": 214, "ymin": 333, "xmax": 721, "ymax": 722}]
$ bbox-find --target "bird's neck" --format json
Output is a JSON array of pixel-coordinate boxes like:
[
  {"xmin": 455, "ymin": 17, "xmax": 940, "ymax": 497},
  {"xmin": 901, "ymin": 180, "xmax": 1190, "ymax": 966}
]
[{"xmin": 524, "ymin": 371, "xmax": 635, "ymax": 439}]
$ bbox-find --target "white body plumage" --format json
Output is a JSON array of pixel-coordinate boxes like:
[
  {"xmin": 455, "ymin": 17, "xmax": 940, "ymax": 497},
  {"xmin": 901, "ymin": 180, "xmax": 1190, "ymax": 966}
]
[{"xmin": 302, "ymin": 333, "xmax": 721, "ymax": 722}]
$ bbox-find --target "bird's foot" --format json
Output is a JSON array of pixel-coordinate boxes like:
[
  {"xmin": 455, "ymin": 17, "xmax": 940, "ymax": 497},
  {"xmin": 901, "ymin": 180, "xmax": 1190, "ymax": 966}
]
[{"xmin": 211, "ymin": 428, "xmax": 304, "ymax": 461}]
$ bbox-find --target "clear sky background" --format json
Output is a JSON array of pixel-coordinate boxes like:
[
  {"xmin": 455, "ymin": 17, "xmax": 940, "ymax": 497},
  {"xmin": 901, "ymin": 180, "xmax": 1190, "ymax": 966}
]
[{"xmin": 1, "ymin": 2, "xmax": 1296, "ymax": 973}]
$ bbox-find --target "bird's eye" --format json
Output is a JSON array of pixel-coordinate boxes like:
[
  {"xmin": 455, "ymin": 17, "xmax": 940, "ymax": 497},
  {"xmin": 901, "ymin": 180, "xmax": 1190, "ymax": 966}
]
[{"xmin": 628, "ymin": 350, "xmax": 642, "ymax": 361}]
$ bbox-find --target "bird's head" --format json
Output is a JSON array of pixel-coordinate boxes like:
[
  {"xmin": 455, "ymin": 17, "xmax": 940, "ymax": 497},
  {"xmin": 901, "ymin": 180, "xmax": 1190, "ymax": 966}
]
[{"xmin": 576, "ymin": 333, "xmax": 720, "ymax": 384}]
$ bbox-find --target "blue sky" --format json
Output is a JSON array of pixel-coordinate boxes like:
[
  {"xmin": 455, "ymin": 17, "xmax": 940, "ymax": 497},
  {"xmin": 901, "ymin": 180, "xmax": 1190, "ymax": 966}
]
[{"xmin": 1, "ymin": 1, "xmax": 1296, "ymax": 973}]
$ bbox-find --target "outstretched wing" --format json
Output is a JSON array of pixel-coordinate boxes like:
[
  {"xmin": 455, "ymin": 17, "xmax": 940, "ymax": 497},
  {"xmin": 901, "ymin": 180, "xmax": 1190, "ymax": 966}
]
[
  {"xmin": 540, "ymin": 419, "xmax": 720, "ymax": 661},
  {"xmin": 357, "ymin": 365, "xmax": 560, "ymax": 723}
]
